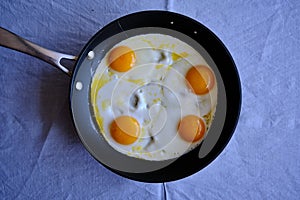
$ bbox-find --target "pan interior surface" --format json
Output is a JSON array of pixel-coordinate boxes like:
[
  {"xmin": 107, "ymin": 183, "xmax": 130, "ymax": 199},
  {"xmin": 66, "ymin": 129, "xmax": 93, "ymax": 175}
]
[{"xmin": 70, "ymin": 11, "xmax": 240, "ymax": 182}]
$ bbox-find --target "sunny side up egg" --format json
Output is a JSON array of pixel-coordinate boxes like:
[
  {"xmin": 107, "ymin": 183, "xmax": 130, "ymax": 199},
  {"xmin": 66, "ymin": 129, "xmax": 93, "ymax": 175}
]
[{"xmin": 90, "ymin": 34, "xmax": 217, "ymax": 161}]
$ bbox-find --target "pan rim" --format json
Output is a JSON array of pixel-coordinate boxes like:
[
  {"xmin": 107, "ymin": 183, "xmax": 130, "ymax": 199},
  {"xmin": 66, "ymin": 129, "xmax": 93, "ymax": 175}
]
[{"xmin": 69, "ymin": 10, "xmax": 242, "ymax": 183}]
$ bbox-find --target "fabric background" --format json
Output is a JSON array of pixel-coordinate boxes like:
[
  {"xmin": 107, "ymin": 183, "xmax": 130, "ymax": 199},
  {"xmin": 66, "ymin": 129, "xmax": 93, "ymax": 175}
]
[{"xmin": 1, "ymin": 0, "xmax": 299, "ymax": 199}]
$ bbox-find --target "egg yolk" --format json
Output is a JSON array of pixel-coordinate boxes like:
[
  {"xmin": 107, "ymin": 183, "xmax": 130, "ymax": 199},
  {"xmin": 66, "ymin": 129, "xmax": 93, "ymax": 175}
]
[
  {"xmin": 185, "ymin": 65, "xmax": 215, "ymax": 95},
  {"xmin": 178, "ymin": 115, "xmax": 206, "ymax": 142},
  {"xmin": 110, "ymin": 116, "xmax": 140, "ymax": 145},
  {"xmin": 108, "ymin": 46, "xmax": 136, "ymax": 72}
]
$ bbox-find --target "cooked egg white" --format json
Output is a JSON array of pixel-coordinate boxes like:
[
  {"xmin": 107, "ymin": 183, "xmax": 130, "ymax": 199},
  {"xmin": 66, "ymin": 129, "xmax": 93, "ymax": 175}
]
[{"xmin": 90, "ymin": 34, "xmax": 217, "ymax": 161}]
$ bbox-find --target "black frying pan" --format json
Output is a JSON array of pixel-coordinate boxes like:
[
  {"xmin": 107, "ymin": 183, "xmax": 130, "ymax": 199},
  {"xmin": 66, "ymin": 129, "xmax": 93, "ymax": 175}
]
[{"xmin": 0, "ymin": 11, "xmax": 241, "ymax": 182}]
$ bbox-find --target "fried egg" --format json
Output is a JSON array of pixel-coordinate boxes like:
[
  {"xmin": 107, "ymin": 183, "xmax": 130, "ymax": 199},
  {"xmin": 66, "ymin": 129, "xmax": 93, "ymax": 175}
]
[{"xmin": 90, "ymin": 34, "xmax": 217, "ymax": 161}]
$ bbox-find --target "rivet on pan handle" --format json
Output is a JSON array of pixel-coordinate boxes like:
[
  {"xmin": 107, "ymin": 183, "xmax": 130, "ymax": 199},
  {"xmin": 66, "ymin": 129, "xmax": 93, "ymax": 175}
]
[{"xmin": 0, "ymin": 27, "xmax": 77, "ymax": 76}]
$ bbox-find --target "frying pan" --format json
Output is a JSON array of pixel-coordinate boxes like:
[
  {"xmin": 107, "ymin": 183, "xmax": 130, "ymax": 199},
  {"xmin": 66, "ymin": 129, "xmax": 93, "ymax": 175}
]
[{"xmin": 0, "ymin": 11, "xmax": 241, "ymax": 182}]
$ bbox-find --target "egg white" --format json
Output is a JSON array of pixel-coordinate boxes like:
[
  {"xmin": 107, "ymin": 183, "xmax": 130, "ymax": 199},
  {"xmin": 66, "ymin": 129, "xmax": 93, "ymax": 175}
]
[{"xmin": 90, "ymin": 34, "xmax": 217, "ymax": 161}]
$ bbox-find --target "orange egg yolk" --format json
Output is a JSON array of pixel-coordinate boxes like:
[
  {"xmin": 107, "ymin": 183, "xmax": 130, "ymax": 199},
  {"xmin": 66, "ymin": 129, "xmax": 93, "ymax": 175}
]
[
  {"xmin": 108, "ymin": 46, "xmax": 136, "ymax": 72},
  {"xmin": 110, "ymin": 116, "xmax": 140, "ymax": 145},
  {"xmin": 185, "ymin": 65, "xmax": 215, "ymax": 95},
  {"xmin": 178, "ymin": 115, "xmax": 206, "ymax": 142}
]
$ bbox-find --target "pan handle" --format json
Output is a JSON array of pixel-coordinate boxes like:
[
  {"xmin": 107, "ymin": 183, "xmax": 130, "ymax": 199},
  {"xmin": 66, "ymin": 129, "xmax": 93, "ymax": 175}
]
[{"xmin": 0, "ymin": 27, "xmax": 77, "ymax": 76}]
